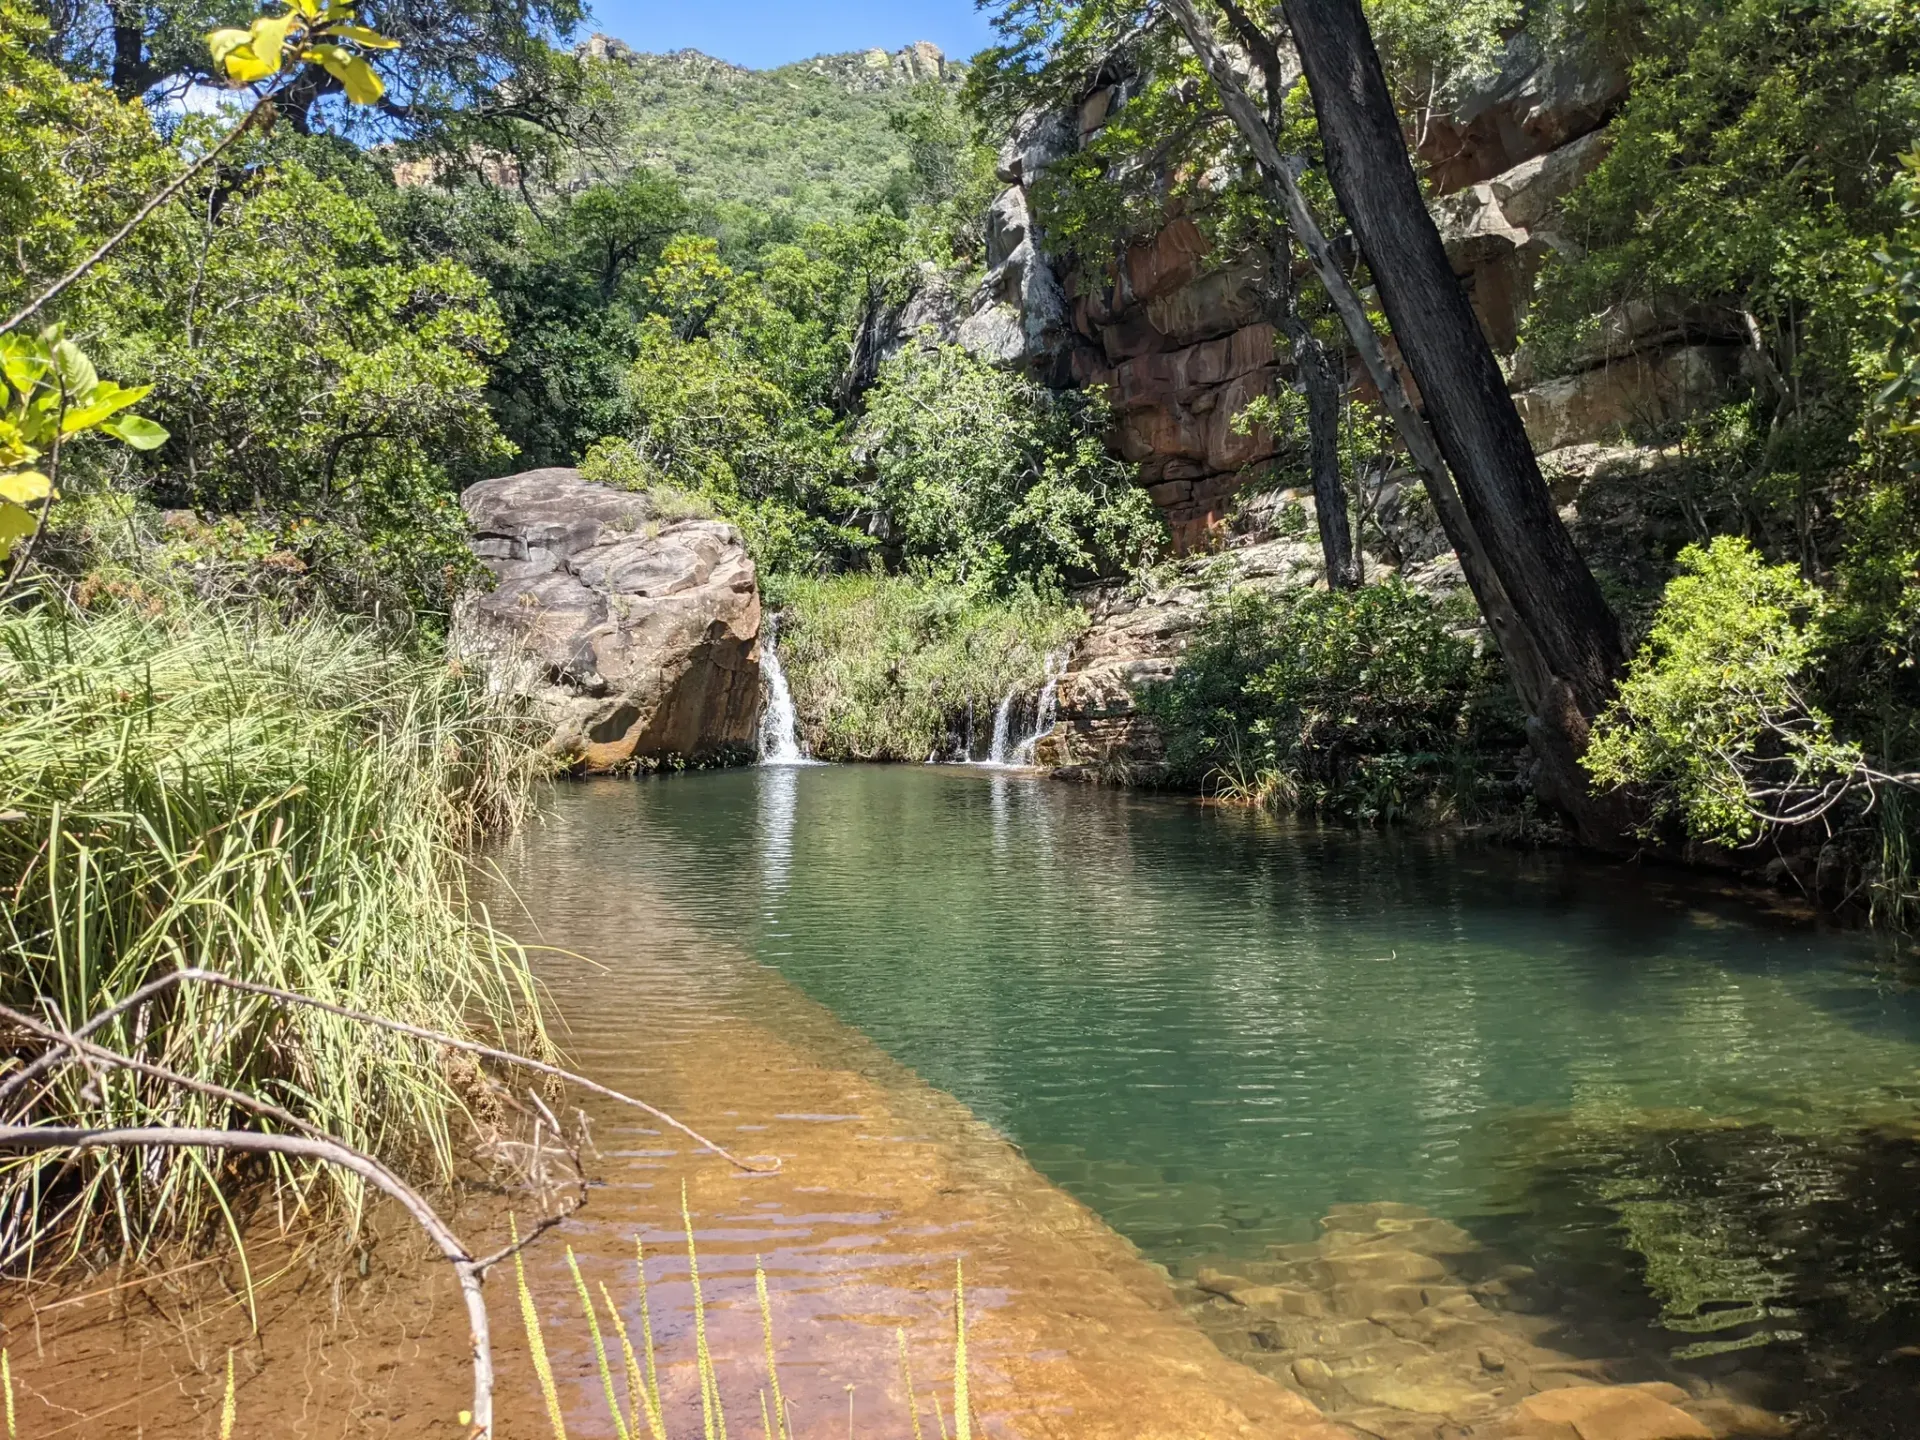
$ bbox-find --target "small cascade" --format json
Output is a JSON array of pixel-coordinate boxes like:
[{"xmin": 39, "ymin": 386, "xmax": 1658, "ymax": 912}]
[
  {"xmin": 986, "ymin": 689, "xmax": 1019, "ymax": 766},
  {"xmin": 757, "ymin": 616, "xmax": 810, "ymax": 765},
  {"xmin": 1012, "ymin": 651, "xmax": 1068, "ymax": 765}
]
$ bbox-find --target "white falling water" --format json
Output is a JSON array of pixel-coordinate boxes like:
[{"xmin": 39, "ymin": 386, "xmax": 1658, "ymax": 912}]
[
  {"xmin": 1012, "ymin": 651, "xmax": 1068, "ymax": 765},
  {"xmin": 985, "ymin": 689, "xmax": 1018, "ymax": 766},
  {"xmin": 757, "ymin": 616, "xmax": 811, "ymax": 765}
]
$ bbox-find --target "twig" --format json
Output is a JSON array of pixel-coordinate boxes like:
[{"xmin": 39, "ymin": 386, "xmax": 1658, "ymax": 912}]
[
  {"xmin": 0, "ymin": 967, "xmax": 778, "ymax": 1173},
  {"xmin": 0, "ymin": 1124, "xmax": 500, "ymax": 1436}
]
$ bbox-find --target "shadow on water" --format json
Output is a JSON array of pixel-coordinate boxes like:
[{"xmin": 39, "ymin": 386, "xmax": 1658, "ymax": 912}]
[{"xmin": 1468, "ymin": 1114, "xmax": 1920, "ymax": 1438}]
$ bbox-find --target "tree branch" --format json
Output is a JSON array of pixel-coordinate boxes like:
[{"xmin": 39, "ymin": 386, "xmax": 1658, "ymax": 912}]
[
  {"xmin": 0, "ymin": 1123, "xmax": 498, "ymax": 1437},
  {"xmin": 0, "ymin": 967, "xmax": 777, "ymax": 1173}
]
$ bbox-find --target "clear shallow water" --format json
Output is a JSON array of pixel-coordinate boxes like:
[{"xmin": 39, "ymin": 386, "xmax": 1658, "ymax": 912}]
[{"xmin": 530, "ymin": 765, "xmax": 1920, "ymax": 1430}]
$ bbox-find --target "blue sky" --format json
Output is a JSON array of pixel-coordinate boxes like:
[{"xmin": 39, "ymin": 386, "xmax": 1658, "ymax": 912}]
[{"xmin": 583, "ymin": 0, "xmax": 1000, "ymax": 70}]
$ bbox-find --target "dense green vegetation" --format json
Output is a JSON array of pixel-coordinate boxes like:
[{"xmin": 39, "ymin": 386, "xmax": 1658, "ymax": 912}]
[
  {"xmin": 1138, "ymin": 582, "xmax": 1522, "ymax": 822},
  {"xmin": 0, "ymin": 588, "xmax": 548, "ymax": 1259},
  {"xmin": 775, "ymin": 573, "xmax": 1086, "ymax": 760},
  {"xmin": 579, "ymin": 44, "xmax": 977, "ymax": 254}
]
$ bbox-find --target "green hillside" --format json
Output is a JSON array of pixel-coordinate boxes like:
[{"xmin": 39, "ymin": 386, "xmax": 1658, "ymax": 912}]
[{"xmin": 575, "ymin": 37, "xmax": 965, "ymax": 244}]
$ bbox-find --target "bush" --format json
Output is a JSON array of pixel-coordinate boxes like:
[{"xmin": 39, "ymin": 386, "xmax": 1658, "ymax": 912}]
[
  {"xmin": 1137, "ymin": 580, "xmax": 1519, "ymax": 823},
  {"xmin": 773, "ymin": 573, "xmax": 1086, "ymax": 761},
  {"xmin": 0, "ymin": 592, "xmax": 549, "ymax": 1261},
  {"xmin": 1584, "ymin": 536, "xmax": 1863, "ymax": 846},
  {"xmin": 860, "ymin": 342, "xmax": 1165, "ymax": 593}
]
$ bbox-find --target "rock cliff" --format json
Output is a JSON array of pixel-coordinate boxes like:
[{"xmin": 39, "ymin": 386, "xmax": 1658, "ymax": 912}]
[
  {"xmin": 960, "ymin": 31, "xmax": 1743, "ymax": 553},
  {"xmin": 962, "ymin": 29, "xmax": 1749, "ymax": 776},
  {"xmin": 454, "ymin": 468, "xmax": 763, "ymax": 772}
]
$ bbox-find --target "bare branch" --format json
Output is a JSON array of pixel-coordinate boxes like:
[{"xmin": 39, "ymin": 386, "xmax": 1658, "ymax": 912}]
[
  {"xmin": 0, "ymin": 1124, "xmax": 499, "ymax": 1436},
  {"xmin": 0, "ymin": 967, "xmax": 777, "ymax": 1174}
]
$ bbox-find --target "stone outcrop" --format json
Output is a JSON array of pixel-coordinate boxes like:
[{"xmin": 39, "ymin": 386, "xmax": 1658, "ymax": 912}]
[
  {"xmin": 965, "ymin": 30, "xmax": 1741, "ymax": 558},
  {"xmin": 1417, "ymin": 29, "xmax": 1629, "ymax": 193},
  {"xmin": 454, "ymin": 468, "xmax": 762, "ymax": 771},
  {"xmin": 958, "ymin": 110, "xmax": 1080, "ymax": 382},
  {"xmin": 1037, "ymin": 528, "xmax": 1331, "ymax": 776}
]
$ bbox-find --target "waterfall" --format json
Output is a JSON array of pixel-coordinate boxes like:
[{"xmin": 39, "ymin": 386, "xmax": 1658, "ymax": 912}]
[
  {"xmin": 1012, "ymin": 651, "xmax": 1068, "ymax": 765},
  {"xmin": 757, "ymin": 616, "xmax": 810, "ymax": 765},
  {"xmin": 986, "ymin": 689, "xmax": 1018, "ymax": 765}
]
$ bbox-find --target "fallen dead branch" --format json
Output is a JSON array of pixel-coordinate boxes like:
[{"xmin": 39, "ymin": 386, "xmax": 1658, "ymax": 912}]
[{"xmin": 0, "ymin": 966, "xmax": 779, "ymax": 1437}]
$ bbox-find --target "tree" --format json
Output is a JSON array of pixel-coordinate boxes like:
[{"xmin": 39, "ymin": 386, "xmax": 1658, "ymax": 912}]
[
  {"xmin": 1142, "ymin": 0, "xmax": 1627, "ymax": 836},
  {"xmin": 1277, "ymin": 0, "xmax": 1623, "ymax": 707},
  {"xmin": 860, "ymin": 340, "xmax": 1163, "ymax": 593},
  {"xmin": 44, "ymin": 0, "xmax": 590, "ymax": 145}
]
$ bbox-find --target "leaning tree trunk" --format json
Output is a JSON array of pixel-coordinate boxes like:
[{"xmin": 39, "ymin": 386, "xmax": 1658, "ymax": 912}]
[
  {"xmin": 1163, "ymin": 0, "xmax": 1629, "ymax": 840},
  {"xmin": 1277, "ymin": 0, "xmax": 1626, "ymax": 719}
]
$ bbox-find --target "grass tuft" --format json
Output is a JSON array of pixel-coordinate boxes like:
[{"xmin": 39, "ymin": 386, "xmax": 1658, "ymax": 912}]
[{"xmin": 0, "ymin": 592, "xmax": 549, "ymax": 1265}]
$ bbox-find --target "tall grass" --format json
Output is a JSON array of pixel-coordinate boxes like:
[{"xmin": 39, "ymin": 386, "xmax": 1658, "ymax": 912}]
[
  {"xmin": 772, "ymin": 574, "xmax": 1085, "ymax": 762},
  {"xmin": 0, "ymin": 592, "xmax": 550, "ymax": 1267}
]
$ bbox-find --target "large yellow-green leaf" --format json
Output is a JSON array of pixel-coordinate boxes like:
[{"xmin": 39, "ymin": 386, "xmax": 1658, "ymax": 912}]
[
  {"xmin": 102, "ymin": 414, "xmax": 170, "ymax": 451},
  {"xmin": 0, "ymin": 471, "xmax": 50, "ymax": 506},
  {"xmin": 60, "ymin": 381, "xmax": 154, "ymax": 433},
  {"xmin": 206, "ymin": 26, "xmax": 253, "ymax": 66},
  {"xmin": 249, "ymin": 12, "xmax": 299, "ymax": 71},
  {"xmin": 49, "ymin": 339, "xmax": 97, "ymax": 400},
  {"xmin": 329, "ymin": 22, "xmax": 399, "ymax": 48},
  {"xmin": 312, "ymin": 45, "xmax": 385, "ymax": 104}
]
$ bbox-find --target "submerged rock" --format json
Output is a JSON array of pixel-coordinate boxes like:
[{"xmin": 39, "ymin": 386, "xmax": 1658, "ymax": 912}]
[{"xmin": 454, "ymin": 467, "xmax": 762, "ymax": 771}]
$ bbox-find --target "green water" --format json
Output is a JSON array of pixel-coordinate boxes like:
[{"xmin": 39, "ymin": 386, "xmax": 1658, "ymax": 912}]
[{"xmin": 532, "ymin": 765, "xmax": 1920, "ymax": 1428}]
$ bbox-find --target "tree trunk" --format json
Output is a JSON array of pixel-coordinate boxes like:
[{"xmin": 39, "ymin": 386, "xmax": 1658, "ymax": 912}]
[
  {"xmin": 1262, "ymin": 229, "xmax": 1358, "ymax": 588},
  {"xmin": 1277, "ymin": 0, "xmax": 1624, "ymax": 723},
  {"xmin": 1161, "ymin": 0, "xmax": 1630, "ymax": 841},
  {"xmin": 106, "ymin": 1, "xmax": 155, "ymax": 98}
]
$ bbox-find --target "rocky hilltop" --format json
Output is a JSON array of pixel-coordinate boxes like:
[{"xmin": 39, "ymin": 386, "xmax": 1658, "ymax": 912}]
[{"xmin": 574, "ymin": 39, "xmax": 960, "ymax": 232}]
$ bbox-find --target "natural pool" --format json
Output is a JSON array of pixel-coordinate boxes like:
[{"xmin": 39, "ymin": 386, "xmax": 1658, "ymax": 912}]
[{"xmin": 509, "ymin": 763, "xmax": 1920, "ymax": 1438}]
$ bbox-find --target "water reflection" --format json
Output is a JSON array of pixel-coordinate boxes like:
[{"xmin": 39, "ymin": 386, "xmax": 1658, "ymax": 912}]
[
  {"xmin": 526, "ymin": 766, "xmax": 1920, "ymax": 1429},
  {"xmin": 758, "ymin": 760, "xmax": 798, "ymax": 895}
]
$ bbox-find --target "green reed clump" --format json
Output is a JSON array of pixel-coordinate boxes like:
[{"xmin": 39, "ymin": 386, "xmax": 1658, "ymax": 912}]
[
  {"xmin": 771, "ymin": 573, "xmax": 1084, "ymax": 762},
  {"xmin": 0, "ymin": 592, "xmax": 551, "ymax": 1267}
]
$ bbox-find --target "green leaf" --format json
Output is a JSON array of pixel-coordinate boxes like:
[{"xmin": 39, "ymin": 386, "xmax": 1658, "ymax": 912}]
[
  {"xmin": 0, "ymin": 498, "xmax": 37, "ymax": 562},
  {"xmin": 61, "ymin": 380, "xmax": 153, "ymax": 433},
  {"xmin": 312, "ymin": 45, "xmax": 385, "ymax": 103},
  {"xmin": 49, "ymin": 339, "xmax": 97, "ymax": 400},
  {"xmin": 101, "ymin": 414, "xmax": 170, "ymax": 451},
  {"xmin": 250, "ymin": 12, "xmax": 298, "ymax": 70},
  {"xmin": 0, "ymin": 334, "xmax": 49, "ymax": 394},
  {"xmin": 206, "ymin": 26, "xmax": 253, "ymax": 65}
]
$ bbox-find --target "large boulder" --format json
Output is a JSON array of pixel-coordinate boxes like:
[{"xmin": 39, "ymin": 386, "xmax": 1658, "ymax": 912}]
[{"xmin": 455, "ymin": 468, "xmax": 762, "ymax": 772}]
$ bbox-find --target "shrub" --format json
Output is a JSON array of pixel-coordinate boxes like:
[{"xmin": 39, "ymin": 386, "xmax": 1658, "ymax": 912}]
[
  {"xmin": 1584, "ymin": 536, "xmax": 1864, "ymax": 846},
  {"xmin": 773, "ymin": 573, "xmax": 1085, "ymax": 761},
  {"xmin": 860, "ymin": 342, "xmax": 1165, "ymax": 594},
  {"xmin": 1137, "ymin": 580, "xmax": 1518, "ymax": 823}
]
